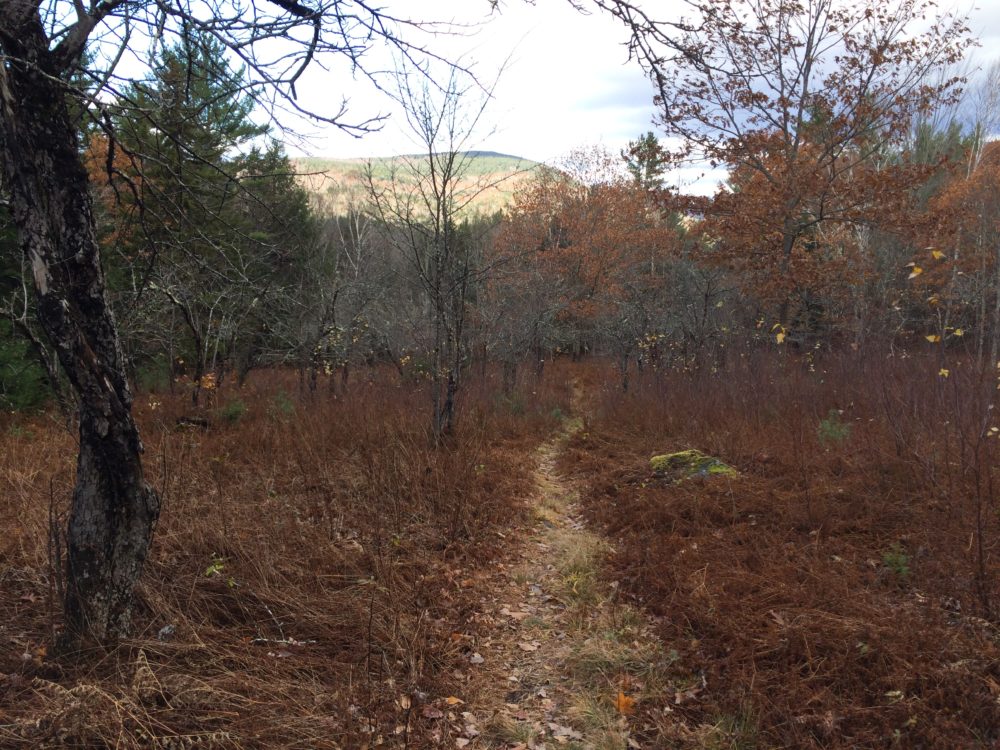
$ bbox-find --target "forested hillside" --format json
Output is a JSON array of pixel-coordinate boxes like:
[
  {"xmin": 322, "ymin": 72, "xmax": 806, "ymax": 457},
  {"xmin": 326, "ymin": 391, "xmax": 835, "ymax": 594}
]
[{"xmin": 294, "ymin": 153, "xmax": 539, "ymax": 216}]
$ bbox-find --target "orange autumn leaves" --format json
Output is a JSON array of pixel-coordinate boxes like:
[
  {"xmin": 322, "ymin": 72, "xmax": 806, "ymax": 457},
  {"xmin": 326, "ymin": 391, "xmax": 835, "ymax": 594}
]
[
  {"xmin": 614, "ymin": 690, "xmax": 636, "ymax": 715},
  {"xmin": 495, "ymin": 160, "xmax": 677, "ymax": 336},
  {"xmin": 491, "ymin": 132, "xmax": 938, "ymax": 346},
  {"xmin": 83, "ymin": 133, "xmax": 146, "ymax": 252},
  {"xmin": 704, "ymin": 134, "xmax": 925, "ymax": 316}
]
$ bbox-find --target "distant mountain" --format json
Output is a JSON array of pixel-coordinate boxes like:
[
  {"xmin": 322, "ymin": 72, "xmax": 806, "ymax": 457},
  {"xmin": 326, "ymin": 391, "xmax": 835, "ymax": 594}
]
[{"xmin": 293, "ymin": 152, "xmax": 541, "ymax": 216}]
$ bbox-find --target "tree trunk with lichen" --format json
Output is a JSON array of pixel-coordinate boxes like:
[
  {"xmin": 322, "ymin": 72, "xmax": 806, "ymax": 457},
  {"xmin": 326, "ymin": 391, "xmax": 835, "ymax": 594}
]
[{"xmin": 0, "ymin": 12, "xmax": 159, "ymax": 645}]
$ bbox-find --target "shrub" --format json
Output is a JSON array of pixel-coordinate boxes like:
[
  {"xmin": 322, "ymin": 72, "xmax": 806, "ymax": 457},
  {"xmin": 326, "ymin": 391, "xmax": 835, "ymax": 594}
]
[
  {"xmin": 271, "ymin": 389, "xmax": 295, "ymax": 418},
  {"xmin": 817, "ymin": 408, "xmax": 851, "ymax": 445},
  {"xmin": 219, "ymin": 397, "xmax": 247, "ymax": 423},
  {"xmin": 882, "ymin": 543, "xmax": 911, "ymax": 579}
]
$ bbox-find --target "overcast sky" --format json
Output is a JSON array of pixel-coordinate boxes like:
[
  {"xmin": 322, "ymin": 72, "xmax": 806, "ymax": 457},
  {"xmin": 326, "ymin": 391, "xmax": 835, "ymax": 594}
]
[
  {"xmin": 287, "ymin": 1, "xmax": 664, "ymax": 162},
  {"xmin": 286, "ymin": 0, "xmax": 999, "ymax": 182}
]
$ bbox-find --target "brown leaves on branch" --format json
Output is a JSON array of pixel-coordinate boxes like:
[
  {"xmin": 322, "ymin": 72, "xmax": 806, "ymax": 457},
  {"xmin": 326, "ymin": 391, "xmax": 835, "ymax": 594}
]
[
  {"xmin": 599, "ymin": 0, "xmax": 974, "ymax": 331},
  {"xmin": 493, "ymin": 149, "xmax": 679, "ymax": 340}
]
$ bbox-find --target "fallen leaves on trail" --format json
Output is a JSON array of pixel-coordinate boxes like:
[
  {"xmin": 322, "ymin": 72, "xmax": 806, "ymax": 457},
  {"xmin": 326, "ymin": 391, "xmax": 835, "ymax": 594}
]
[
  {"xmin": 500, "ymin": 606, "xmax": 532, "ymax": 620},
  {"xmin": 444, "ymin": 696, "xmax": 465, "ymax": 706},
  {"xmin": 518, "ymin": 640, "xmax": 540, "ymax": 652},
  {"xmin": 674, "ymin": 685, "xmax": 702, "ymax": 705},
  {"xmin": 548, "ymin": 722, "xmax": 584, "ymax": 740},
  {"xmin": 615, "ymin": 691, "xmax": 636, "ymax": 715},
  {"xmin": 461, "ymin": 711, "xmax": 481, "ymax": 738},
  {"xmin": 421, "ymin": 705, "xmax": 444, "ymax": 719}
]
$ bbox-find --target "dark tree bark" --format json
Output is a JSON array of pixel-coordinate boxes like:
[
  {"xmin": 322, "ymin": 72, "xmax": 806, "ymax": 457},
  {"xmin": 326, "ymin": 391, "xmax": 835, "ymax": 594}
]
[{"xmin": 0, "ymin": 9, "xmax": 159, "ymax": 644}]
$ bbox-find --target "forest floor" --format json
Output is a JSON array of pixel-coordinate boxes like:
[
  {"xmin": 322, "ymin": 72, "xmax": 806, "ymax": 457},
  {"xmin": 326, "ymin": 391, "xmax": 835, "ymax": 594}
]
[
  {"xmin": 454, "ymin": 385, "xmax": 674, "ymax": 750},
  {"xmin": 3, "ymin": 359, "xmax": 1000, "ymax": 748}
]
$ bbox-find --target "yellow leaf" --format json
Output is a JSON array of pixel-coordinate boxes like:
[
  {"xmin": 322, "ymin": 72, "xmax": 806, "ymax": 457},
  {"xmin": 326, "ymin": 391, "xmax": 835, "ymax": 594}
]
[
  {"xmin": 926, "ymin": 335, "xmax": 941, "ymax": 343},
  {"xmin": 939, "ymin": 369, "xmax": 950, "ymax": 378},
  {"xmin": 908, "ymin": 267, "xmax": 923, "ymax": 279},
  {"xmin": 614, "ymin": 691, "xmax": 636, "ymax": 715},
  {"xmin": 444, "ymin": 696, "xmax": 464, "ymax": 706},
  {"xmin": 931, "ymin": 250, "xmax": 946, "ymax": 260},
  {"xmin": 953, "ymin": 328, "xmax": 964, "ymax": 337},
  {"xmin": 776, "ymin": 331, "xmax": 786, "ymax": 344}
]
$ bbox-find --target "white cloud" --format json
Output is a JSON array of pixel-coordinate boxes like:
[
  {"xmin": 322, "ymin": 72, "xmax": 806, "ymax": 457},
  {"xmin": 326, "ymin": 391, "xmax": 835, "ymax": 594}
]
[
  {"xmin": 285, "ymin": 0, "xmax": 1000, "ymax": 176},
  {"xmin": 287, "ymin": 1, "xmax": 668, "ymax": 163}
]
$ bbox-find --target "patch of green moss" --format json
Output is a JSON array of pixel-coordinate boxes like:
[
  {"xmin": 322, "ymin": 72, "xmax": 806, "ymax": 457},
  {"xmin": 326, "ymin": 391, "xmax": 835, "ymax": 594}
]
[{"xmin": 650, "ymin": 449, "xmax": 737, "ymax": 479}]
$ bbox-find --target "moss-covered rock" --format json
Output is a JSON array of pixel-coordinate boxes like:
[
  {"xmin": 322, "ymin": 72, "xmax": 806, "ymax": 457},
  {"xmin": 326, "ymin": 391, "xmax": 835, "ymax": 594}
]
[{"xmin": 650, "ymin": 449, "xmax": 737, "ymax": 479}]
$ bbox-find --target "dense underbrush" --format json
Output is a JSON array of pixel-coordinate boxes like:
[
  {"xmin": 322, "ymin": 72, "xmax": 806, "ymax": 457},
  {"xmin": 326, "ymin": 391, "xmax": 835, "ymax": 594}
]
[
  {"xmin": 0, "ymin": 366, "xmax": 571, "ymax": 748},
  {"xmin": 563, "ymin": 351, "xmax": 1000, "ymax": 748}
]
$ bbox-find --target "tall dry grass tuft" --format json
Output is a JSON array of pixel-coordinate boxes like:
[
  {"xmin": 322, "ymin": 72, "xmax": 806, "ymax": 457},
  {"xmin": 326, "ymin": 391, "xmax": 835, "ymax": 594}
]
[
  {"xmin": 0, "ymin": 365, "xmax": 571, "ymax": 748},
  {"xmin": 562, "ymin": 350, "xmax": 1000, "ymax": 748}
]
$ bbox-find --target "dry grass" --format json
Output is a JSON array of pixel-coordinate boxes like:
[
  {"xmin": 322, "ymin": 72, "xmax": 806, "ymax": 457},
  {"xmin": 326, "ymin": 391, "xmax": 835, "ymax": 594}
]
[
  {"xmin": 0, "ymin": 365, "xmax": 571, "ymax": 748},
  {"xmin": 561, "ymin": 351, "xmax": 1000, "ymax": 748},
  {"xmin": 7, "ymin": 349, "xmax": 1000, "ymax": 747}
]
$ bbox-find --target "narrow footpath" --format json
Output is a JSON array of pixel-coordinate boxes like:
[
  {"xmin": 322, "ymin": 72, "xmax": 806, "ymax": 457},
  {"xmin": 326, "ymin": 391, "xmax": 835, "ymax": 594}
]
[{"xmin": 455, "ymin": 397, "xmax": 672, "ymax": 749}]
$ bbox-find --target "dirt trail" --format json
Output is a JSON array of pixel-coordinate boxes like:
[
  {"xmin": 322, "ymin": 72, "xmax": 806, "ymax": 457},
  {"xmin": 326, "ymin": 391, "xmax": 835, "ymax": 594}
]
[{"xmin": 455, "ymin": 389, "xmax": 671, "ymax": 750}]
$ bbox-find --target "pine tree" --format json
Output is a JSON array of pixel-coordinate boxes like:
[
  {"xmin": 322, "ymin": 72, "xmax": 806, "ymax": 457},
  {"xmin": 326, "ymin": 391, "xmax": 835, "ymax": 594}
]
[
  {"xmin": 622, "ymin": 132, "xmax": 668, "ymax": 191},
  {"xmin": 102, "ymin": 33, "xmax": 315, "ymax": 399}
]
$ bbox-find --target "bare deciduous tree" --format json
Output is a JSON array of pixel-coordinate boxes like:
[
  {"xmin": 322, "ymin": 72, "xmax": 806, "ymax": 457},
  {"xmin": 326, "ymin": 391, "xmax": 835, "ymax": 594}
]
[{"xmin": 364, "ymin": 64, "xmax": 505, "ymax": 439}]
